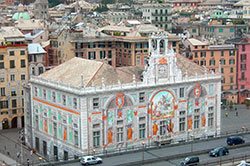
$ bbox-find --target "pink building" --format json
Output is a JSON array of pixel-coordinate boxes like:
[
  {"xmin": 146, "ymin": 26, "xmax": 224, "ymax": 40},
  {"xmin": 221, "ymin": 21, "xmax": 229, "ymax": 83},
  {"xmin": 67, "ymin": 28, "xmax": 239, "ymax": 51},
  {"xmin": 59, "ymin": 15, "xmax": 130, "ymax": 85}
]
[{"xmin": 236, "ymin": 38, "xmax": 250, "ymax": 104}]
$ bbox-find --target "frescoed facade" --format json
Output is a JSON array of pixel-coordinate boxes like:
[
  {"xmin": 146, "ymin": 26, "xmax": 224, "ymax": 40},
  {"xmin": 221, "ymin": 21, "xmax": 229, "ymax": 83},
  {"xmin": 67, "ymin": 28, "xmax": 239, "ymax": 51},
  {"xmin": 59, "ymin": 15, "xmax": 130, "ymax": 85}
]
[{"xmin": 25, "ymin": 32, "xmax": 221, "ymax": 160}]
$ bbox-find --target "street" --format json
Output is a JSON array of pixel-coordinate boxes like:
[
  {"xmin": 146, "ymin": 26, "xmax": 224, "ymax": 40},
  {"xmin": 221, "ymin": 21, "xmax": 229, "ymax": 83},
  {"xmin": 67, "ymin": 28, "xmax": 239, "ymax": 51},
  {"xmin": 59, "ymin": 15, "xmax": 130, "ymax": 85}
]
[
  {"xmin": 0, "ymin": 105, "xmax": 249, "ymax": 166},
  {"xmin": 62, "ymin": 105, "xmax": 250, "ymax": 166},
  {"xmin": 63, "ymin": 133, "xmax": 250, "ymax": 166}
]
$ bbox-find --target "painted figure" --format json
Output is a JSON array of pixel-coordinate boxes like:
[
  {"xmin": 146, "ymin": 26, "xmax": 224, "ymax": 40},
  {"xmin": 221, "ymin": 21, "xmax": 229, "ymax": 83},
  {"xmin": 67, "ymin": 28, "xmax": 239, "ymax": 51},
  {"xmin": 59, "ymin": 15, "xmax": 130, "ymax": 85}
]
[
  {"xmin": 127, "ymin": 126, "xmax": 133, "ymax": 140},
  {"xmin": 153, "ymin": 123, "xmax": 158, "ymax": 135},
  {"xmin": 63, "ymin": 127, "xmax": 67, "ymax": 141},
  {"xmin": 107, "ymin": 128, "xmax": 113, "ymax": 144},
  {"xmin": 202, "ymin": 114, "xmax": 206, "ymax": 127},
  {"xmin": 188, "ymin": 117, "xmax": 192, "ymax": 130}
]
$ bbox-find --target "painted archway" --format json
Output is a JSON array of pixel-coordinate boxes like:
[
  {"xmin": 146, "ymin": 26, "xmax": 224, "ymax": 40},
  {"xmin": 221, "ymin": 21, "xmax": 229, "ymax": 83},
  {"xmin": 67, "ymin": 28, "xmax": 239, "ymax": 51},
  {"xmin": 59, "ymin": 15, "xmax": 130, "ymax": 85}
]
[
  {"xmin": 149, "ymin": 90, "xmax": 177, "ymax": 120},
  {"xmin": 11, "ymin": 117, "xmax": 17, "ymax": 128},
  {"xmin": 105, "ymin": 93, "xmax": 134, "ymax": 147}
]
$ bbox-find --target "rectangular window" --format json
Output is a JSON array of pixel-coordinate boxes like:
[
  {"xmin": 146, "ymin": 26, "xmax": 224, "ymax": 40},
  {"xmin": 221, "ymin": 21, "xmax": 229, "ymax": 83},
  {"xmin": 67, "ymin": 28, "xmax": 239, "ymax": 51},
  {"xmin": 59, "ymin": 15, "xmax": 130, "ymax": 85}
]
[
  {"xmin": 139, "ymin": 124, "xmax": 146, "ymax": 139},
  {"xmin": 230, "ymin": 77, "xmax": 234, "ymax": 83},
  {"xmin": 11, "ymin": 90, "xmax": 16, "ymax": 96},
  {"xmin": 139, "ymin": 92, "xmax": 145, "ymax": 103},
  {"xmin": 209, "ymin": 59, "xmax": 215, "ymax": 66},
  {"xmin": 229, "ymin": 50, "xmax": 235, "ymax": 56},
  {"xmin": 43, "ymin": 89, "xmax": 46, "ymax": 99},
  {"xmin": 230, "ymin": 67, "xmax": 234, "ymax": 73},
  {"xmin": 21, "ymin": 74, "xmax": 25, "ymax": 80},
  {"xmin": 221, "ymin": 68, "xmax": 224, "ymax": 73},
  {"xmin": 74, "ymin": 131, "xmax": 79, "ymax": 146},
  {"xmin": 194, "ymin": 115, "xmax": 200, "ymax": 129},
  {"xmin": 179, "ymin": 117, "xmax": 185, "ymax": 131},
  {"xmin": 208, "ymin": 113, "xmax": 214, "ymax": 127},
  {"xmin": 99, "ymin": 51, "xmax": 106, "ymax": 59},
  {"xmin": 20, "ymin": 50, "xmax": 25, "ymax": 55},
  {"xmin": 200, "ymin": 51, "xmax": 206, "ymax": 58},
  {"xmin": 88, "ymin": 52, "xmax": 96, "ymax": 59},
  {"xmin": 93, "ymin": 98, "xmax": 99, "ymax": 109},
  {"xmin": 220, "ymin": 59, "xmax": 226, "ymax": 65},
  {"xmin": 117, "ymin": 127, "xmax": 123, "ymax": 142},
  {"xmin": 241, "ymin": 64, "xmax": 246, "ymax": 70},
  {"xmin": 0, "ymin": 55, "xmax": 4, "ymax": 60},
  {"xmin": 229, "ymin": 59, "xmax": 235, "ymax": 65},
  {"xmin": 10, "ymin": 60, "xmax": 15, "ymax": 68},
  {"xmin": 0, "ymin": 87, "xmax": 5, "ymax": 96},
  {"xmin": 73, "ymin": 98, "xmax": 77, "ymax": 109},
  {"xmin": 179, "ymin": 87, "xmax": 184, "ymax": 98},
  {"xmin": 12, "ymin": 99, "xmax": 17, "ymax": 107},
  {"xmin": 9, "ymin": 51, "xmax": 14, "ymax": 56},
  {"xmin": 160, "ymin": 120, "xmax": 167, "ymax": 135},
  {"xmin": 62, "ymin": 95, "xmax": 66, "ymax": 105},
  {"xmin": 241, "ymin": 54, "xmax": 246, "ymax": 61},
  {"xmin": 10, "ymin": 74, "xmax": 15, "ymax": 81},
  {"xmin": 20, "ymin": 60, "xmax": 26, "ymax": 68},
  {"xmin": 241, "ymin": 72, "xmax": 245, "ymax": 80},
  {"xmin": 221, "ymin": 51, "xmax": 224, "ymax": 57},
  {"xmin": 52, "ymin": 92, "xmax": 56, "ymax": 102},
  {"xmin": 93, "ymin": 131, "xmax": 100, "ymax": 147},
  {"xmin": 211, "ymin": 51, "xmax": 214, "ymax": 57},
  {"xmin": 0, "ymin": 62, "xmax": 4, "ymax": 69},
  {"xmin": 53, "ymin": 122, "xmax": 57, "ymax": 137},
  {"xmin": 0, "ymin": 100, "xmax": 8, "ymax": 109},
  {"xmin": 108, "ymin": 50, "xmax": 112, "ymax": 59},
  {"xmin": 242, "ymin": 45, "xmax": 245, "ymax": 52}
]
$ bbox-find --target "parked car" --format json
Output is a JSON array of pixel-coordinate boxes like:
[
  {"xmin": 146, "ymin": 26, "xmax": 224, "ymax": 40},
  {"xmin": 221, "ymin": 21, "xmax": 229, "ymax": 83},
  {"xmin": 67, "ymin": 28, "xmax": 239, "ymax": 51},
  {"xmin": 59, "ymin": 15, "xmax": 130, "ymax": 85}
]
[
  {"xmin": 180, "ymin": 156, "xmax": 200, "ymax": 166},
  {"xmin": 80, "ymin": 156, "xmax": 102, "ymax": 165},
  {"xmin": 237, "ymin": 160, "xmax": 250, "ymax": 166},
  {"xmin": 209, "ymin": 147, "xmax": 229, "ymax": 157},
  {"xmin": 227, "ymin": 136, "xmax": 245, "ymax": 146}
]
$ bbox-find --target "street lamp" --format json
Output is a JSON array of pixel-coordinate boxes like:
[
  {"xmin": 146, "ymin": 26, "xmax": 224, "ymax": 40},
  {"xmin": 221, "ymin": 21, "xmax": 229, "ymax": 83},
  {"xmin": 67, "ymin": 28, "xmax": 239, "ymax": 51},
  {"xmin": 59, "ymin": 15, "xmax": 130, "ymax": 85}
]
[
  {"xmin": 190, "ymin": 134, "xmax": 194, "ymax": 153},
  {"xmin": 142, "ymin": 142, "xmax": 145, "ymax": 165}
]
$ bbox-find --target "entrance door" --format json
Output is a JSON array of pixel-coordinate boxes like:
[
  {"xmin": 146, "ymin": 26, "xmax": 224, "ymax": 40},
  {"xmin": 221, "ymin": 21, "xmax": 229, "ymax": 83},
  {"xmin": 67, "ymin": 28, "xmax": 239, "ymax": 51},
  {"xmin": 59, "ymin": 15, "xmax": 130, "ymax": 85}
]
[
  {"xmin": 53, "ymin": 146, "xmax": 58, "ymax": 161},
  {"xmin": 63, "ymin": 150, "xmax": 68, "ymax": 160},
  {"xmin": 11, "ymin": 117, "xmax": 17, "ymax": 128},
  {"xmin": 43, "ymin": 141, "xmax": 47, "ymax": 157},
  {"xmin": 35, "ymin": 137, "xmax": 40, "ymax": 153},
  {"xmin": 2, "ymin": 119, "xmax": 9, "ymax": 129}
]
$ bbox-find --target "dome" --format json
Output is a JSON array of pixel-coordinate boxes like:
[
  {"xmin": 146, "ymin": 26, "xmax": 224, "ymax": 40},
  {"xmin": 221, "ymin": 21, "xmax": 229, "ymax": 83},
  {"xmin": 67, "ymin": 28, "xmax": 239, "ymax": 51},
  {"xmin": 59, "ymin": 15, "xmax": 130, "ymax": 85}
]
[{"xmin": 12, "ymin": 12, "xmax": 31, "ymax": 21}]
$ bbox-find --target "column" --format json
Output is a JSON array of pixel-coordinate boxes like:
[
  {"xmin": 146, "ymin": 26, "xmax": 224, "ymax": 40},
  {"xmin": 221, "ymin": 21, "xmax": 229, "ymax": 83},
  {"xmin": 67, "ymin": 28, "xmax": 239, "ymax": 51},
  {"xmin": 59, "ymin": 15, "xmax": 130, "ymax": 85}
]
[
  {"xmin": 0, "ymin": 122, "xmax": 2, "ymax": 130},
  {"xmin": 17, "ymin": 116, "xmax": 22, "ymax": 128}
]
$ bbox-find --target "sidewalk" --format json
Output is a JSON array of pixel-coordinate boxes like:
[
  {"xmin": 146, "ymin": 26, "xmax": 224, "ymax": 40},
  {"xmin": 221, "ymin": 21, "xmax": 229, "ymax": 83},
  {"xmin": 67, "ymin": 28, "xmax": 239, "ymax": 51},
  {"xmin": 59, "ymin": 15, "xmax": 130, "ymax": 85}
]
[
  {"xmin": 0, "ymin": 153, "xmax": 17, "ymax": 166},
  {"xmin": 0, "ymin": 129, "xmax": 41, "ymax": 166}
]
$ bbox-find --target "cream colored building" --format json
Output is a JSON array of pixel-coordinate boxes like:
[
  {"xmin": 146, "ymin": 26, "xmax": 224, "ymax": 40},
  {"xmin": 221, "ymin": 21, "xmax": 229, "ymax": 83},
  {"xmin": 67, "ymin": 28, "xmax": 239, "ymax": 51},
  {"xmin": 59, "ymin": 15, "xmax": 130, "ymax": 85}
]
[{"xmin": 0, "ymin": 26, "xmax": 29, "ymax": 130}]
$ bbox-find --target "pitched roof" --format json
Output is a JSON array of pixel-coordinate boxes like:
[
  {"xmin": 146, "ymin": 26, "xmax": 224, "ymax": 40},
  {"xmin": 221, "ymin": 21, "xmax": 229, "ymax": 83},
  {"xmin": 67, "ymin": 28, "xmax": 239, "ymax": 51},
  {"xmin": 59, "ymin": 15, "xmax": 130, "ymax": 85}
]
[
  {"xmin": 39, "ymin": 57, "xmax": 144, "ymax": 88},
  {"xmin": 28, "ymin": 43, "xmax": 46, "ymax": 54},
  {"xmin": 176, "ymin": 54, "xmax": 207, "ymax": 76}
]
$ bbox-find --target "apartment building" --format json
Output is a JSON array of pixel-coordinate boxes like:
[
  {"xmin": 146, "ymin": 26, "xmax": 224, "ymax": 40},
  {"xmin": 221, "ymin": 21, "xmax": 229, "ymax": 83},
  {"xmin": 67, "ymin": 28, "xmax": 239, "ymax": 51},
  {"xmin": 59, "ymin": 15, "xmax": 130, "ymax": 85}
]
[
  {"xmin": 226, "ymin": 37, "xmax": 250, "ymax": 104},
  {"xmin": 140, "ymin": 3, "xmax": 172, "ymax": 32},
  {"xmin": 0, "ymin": 27, "xmax": 29, "ymax": 130},
  {"xmin": 185, "ymin": 38, "xmax": 237, "ymax": 102}
]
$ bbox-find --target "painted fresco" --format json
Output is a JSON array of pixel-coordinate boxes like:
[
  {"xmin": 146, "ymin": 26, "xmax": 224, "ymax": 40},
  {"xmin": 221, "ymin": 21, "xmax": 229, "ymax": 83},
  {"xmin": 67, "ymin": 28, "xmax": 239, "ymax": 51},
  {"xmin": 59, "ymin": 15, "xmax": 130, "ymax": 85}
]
[
  {"xmin": 106, "ymin": 93, "xmax": 134, "ymax": 146},
  {"xmin": 187, "ymin": 83, "xmax": 208, "ymax": 129},
  {"xmin": 150, "ymin": 90, "xmax": 176, "ymax": 120}
]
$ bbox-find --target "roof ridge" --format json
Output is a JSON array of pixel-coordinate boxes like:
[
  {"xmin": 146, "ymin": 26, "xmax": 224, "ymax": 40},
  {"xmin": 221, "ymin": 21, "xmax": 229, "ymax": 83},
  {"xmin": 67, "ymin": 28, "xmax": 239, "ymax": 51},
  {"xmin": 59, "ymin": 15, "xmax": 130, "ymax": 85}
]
[{"xmin": 85, "ymin": 62, "xmax": 105, "ymax": 87}]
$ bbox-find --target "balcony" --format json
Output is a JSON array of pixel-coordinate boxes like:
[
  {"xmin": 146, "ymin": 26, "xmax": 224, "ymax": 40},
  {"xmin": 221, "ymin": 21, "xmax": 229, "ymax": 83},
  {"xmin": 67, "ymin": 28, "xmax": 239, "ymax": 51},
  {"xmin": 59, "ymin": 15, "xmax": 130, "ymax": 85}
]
[
  {"xmin": 152, "ymin": 12, "xmax": 169, "ymax": 16},
  {"xmin": 152, "ymin": 20, "xmax": 170, "ymax": 24}
]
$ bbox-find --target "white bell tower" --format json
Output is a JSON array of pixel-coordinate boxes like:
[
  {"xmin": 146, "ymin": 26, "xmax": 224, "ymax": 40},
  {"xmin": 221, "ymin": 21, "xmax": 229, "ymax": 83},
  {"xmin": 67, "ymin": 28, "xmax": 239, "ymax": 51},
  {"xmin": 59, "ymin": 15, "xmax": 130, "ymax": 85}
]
[{"xmin": 143, "ymin": 32, "xmax": 183, "ymax": 84}]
